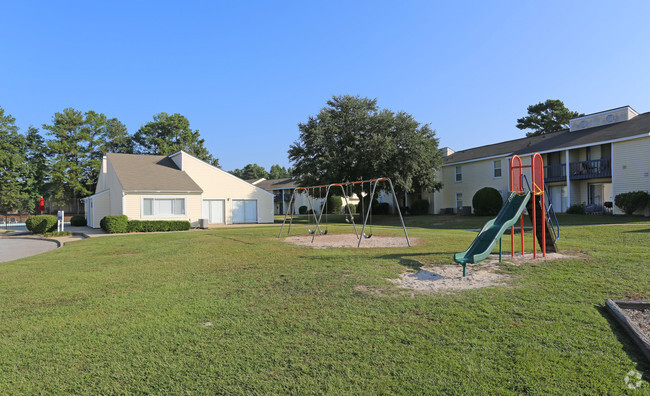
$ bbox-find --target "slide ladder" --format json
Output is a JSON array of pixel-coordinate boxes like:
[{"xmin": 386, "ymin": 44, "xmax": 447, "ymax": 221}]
[
  {"xmin": 454, "ymin": 191, "xmax": 531, "ymax": 275},
  {"xmin": 522, "ymin": 175, "xmax": 560, "ymax": 252}
]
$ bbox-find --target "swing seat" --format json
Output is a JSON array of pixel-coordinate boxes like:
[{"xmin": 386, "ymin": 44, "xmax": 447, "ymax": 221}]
[
  {"xmin": 308, "ymin": 229, "xmax": 315, "ymax": 234},
  {"xmin": 363, "ymin": 233, "xmax": 372, "ymax": 239},
  {"xmin": 321, "ymin": 230, "xmax": 328, "ymax": 235}
]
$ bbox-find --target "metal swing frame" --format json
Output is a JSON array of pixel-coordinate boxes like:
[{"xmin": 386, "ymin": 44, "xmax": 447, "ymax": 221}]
[{"xmin": 277, "ymin": 177, "xmax": 410, "ymax": 248}]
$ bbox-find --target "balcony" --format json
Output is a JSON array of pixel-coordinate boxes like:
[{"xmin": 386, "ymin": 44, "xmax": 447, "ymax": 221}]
[
  {"xmin": 544, "ymin": 163, "xmax": 566, "ymax": 182},
  {"xmin": 274, "ymin": 194, "xmax": 293, "ymax": 202},
  {"xmin": 544, "ymin": 158, "xmax": 611, "ymax": 182}
]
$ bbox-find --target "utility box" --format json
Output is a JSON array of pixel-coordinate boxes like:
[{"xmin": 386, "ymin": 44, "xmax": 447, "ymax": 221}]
[{"xmin": 199, "ymin": 218, "xmax": 208, "ymax": 229}]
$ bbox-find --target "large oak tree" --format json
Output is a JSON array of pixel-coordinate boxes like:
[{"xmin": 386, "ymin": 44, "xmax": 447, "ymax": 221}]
[{"xmin": 288, "ymin": 95, "xmax": 442, "ymax": 193}]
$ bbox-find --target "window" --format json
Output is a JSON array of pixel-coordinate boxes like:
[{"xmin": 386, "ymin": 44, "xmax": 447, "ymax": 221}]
[
  {"xmin": 143, "ymin": 198, "xmax": 186, "ymax": 217},
  {"xmin": 455, "ymin": 166, "xmax": 462, "ymax": 182},
  {"xmin": 493, "ymin": 160, "xmax": 502, "ymax": 178},
  {"xmin": 456, "ymin": 193, "xmax": 463, "ymax": 211}
]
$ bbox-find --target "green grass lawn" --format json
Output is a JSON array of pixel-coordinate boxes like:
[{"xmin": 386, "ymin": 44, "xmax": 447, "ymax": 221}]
[
  {"xmin": 1, "ymin": 221, "xmax": 649, "ymax": 394},
  {"xmin": 276, "ymin": 212, "xmax": 650, "ymax": 229}
]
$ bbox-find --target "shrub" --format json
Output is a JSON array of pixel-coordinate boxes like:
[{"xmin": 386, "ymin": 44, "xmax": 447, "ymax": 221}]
[
  {"xmin": 25, "ymin": 215, "xmax": 58, "ymax": 234},
  {"xmin": 472, "ymin": 187, "xmax": 503, "ymax": 216},
  {"xmin": 101, "ymin": 215, "xmax": 129, "ymax": 233},
  {"xmin": 127, "ymin": 220, "xmax": 190, "ymax": 232},
  {"xmin": 70, "ymin": 215, "xmax": 87, "ymax": 226},
  {"xmin": 298, "ymin": 205, "xmax": 308, "ymax": 214},
  {"xmin": 374, "ymin": 202, "xmax": 390, "ymax": 215},
  {"xmin": 343, "ymin": 204, "xmax": 356, "ymax": 214},
  {"xmin": 410, "ymin": 199, "xmax": 430, "ymax": 215},
  {"xmin": 566, "ymin": 203, "xmax": 586, "ymax": 215},
  {"xmin": 615, "ymin": 191, "xmax": 649, "ymax": 215},
  {"xmin": 326, "ymin": 195, "xmax": 343, "ymax": 214}
]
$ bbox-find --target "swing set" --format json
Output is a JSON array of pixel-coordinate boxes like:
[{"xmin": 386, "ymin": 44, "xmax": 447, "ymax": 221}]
[{"xmin": 278, "ymin": 177, "xmax": 411, "ymax": 247}]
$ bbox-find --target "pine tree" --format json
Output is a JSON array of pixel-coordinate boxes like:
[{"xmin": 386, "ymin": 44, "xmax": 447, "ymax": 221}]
[{"xmin": 0, "ymin": 107, "xmax": 33, "ymax": 214}]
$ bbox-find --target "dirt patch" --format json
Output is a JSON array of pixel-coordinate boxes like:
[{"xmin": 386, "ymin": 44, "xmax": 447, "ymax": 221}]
[
  {"xmin": 389, "ymin": 262, "xmax": 510, "ymax": 292},
  {"xmin": 388, "ymin": 252, "xmax": 577, "ymax": 293},
  {"xmin": 623, "ymin": 308, "xmax": 650, "ymax": 339},
  {"xmin": 283, "ymin": 233, "xmax": 417, "ymax": 248},
  {"xmin": 481, "ymin": 252, "xmax": 578, "ymax": 266}
]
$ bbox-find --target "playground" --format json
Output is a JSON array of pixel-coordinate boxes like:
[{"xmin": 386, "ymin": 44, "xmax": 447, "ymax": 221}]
[{"xmin": 1, "ymin": 158, "xmax": 648, "ymax": 393}]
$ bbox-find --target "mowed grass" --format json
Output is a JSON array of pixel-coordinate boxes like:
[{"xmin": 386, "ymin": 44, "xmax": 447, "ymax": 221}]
[
  {"xmin": 276, "ymin": 212, "xmax": 650, "ymax": 230},
  {"xmin": 1, "ymin": 221, "xmax": 649, "ymax": 394}
]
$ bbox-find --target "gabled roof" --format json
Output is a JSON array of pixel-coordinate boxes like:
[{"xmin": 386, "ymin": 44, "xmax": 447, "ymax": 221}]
[
  {"xmin": 252, "ymin": 177, "xmax": 297, "ymax": 190},
  {"xmin": 106, "ymin": 153, "xmax": 202, "ymax": 192},
  {"xmin": 443, "ymin": 112, "xmax": 650, "ymax": 165}
]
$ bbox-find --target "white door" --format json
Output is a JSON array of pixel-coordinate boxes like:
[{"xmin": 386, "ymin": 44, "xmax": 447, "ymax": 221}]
[
  {"xmin": 245, "ymin": 200, "xmax": 257, "ymax": 223},
  {"xmin": 549, "ymin": 186, "xmax": 568, "ymax": 212},
  {"xmin": 202, "ymin": 200, "xmax": 225, "ymax": 224},
  {"xmin": 232, "ymin": 200, "xmax": 257, "ymax": 223}
]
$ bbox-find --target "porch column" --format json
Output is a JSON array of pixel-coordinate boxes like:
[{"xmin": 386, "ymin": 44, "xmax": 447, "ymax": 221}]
[
  {"xmin": 565, "ymin": 150, "xmax": 571, "ymax": 208},
  {"xmin": 282, "ymin": 189, "xmax": 285, "ymax": 215},
  {"xmin": 610, "ymin": 142, "xmax": 615, "ymax": 213}
]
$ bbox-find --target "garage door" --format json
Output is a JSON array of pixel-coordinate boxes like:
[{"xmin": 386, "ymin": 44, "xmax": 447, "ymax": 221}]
[
  {"xmin": 202, "ymin": 200, "xmax": 225, "ymax": 224},
  {"xmin": 232, "ymin": 200, "xmax": 257, "ymax": 223}
]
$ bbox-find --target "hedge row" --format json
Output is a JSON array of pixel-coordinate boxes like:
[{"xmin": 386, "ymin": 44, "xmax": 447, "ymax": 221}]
[
  {"xmin": 127, "ymin": 220, "xmax": 191, "ymax": 233},
  {"xmin": 100, "ymin": 215, "xmax": 190, "ymax": 233},
  {"xmin": 26, "ymin": 215, "xmax": 58, "ymax": 234}
]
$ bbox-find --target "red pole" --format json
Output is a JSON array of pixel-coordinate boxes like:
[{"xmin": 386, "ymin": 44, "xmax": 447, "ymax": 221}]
[
  {"xmin": 542, "ymin": 192, "xmax": 546, "ymax": 258},
  {"xmin": 520, "ymin": 215, "xmax": 524, "ymax": 255},
  {"xmin": 511, "ymin": 225, "xmax": 515, "ymax": 257},
  {"xmin": 532, "ymin": 192, "xmax": 537, "ymax": 259}
]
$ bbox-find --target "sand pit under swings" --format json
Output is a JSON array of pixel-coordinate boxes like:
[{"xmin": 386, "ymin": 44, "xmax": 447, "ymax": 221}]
[
  {"xmin": 283, "ymin": 233, "xmax": 417, "ymax": 248},
  {"xmin": 389, "ymin": 252, "xmax": 576, "ymax": 292}
]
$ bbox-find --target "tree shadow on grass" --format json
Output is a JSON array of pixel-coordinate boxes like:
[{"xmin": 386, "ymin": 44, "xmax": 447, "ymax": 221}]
[
  {"xmin": 210, "ymin": 234, "xmax": 255, "ymax": 245},
  {"xmin": 596, "ymin": 304, "xmax": 650, "ymax": 377},
  {"xmin": 624, "ymin": 228, "xmax": 650, "ymax": 233},
  {"xmin": 375, "ymin": 252, "xmax": 459, "ymax": 270}
]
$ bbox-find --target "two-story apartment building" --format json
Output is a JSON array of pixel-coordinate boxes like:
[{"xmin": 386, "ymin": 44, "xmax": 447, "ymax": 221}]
[{"xmin": 434, "ymin": 106, "xmax": 650, "ymax": 215}]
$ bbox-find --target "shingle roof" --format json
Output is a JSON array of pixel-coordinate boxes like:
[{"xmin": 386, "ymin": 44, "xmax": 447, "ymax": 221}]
[
  {"xmin": 252, "ymin": 177, "xmax": 297, "ymax": 190},
  {"xmin": 443, "ymin": 112, "xmax": 650, "ymax": 165},
  {"xmin": 107, "ymin": 153, "xmax": 203, "ymax": 192}
]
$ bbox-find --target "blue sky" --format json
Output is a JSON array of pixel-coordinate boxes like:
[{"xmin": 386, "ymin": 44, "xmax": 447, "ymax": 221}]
[{"xmin": 2, "ymin": 1, "xmax": 650, "ymax": 171}]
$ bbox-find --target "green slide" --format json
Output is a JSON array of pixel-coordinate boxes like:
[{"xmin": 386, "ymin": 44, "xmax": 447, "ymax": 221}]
[{"xmin": 454, "ymin": 191, "xmax": 531, "ymax": 267}]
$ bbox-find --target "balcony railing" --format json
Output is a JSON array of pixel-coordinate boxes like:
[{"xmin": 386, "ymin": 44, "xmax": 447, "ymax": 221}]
[
  {"xmin": 570, "ymin": 158, "xmax": 611, "ymax": 180},
  {"xmin": 274, "ymin": 194, "xmax": 293, "ymax": 202},
  {"xmin": 544, "ymin": 163, "xmax": 566, "ymax": 182},
  {"xmin": 544, "ymin": 158, "xmax": 611, "ymax": 182}
]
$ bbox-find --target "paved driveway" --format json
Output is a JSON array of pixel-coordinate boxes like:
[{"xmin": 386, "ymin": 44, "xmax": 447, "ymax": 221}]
[{"xmin": 0, "ymin": 238, "xmax": 59, "ymax": 263}]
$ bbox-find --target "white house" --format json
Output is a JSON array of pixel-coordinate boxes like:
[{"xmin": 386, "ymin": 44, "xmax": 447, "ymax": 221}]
[
  {"xmin": 434, "ymin": 106, "xmax": 650, "ymax": 216},
  {"xmin": 82, "ymin": 151, "xmax": 274, "ymax": 228}
]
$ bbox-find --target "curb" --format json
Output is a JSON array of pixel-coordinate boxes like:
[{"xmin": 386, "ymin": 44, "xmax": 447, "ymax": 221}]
[{"xmin": 0, "ymin": 236, "xmax": 61, "ymax": 248}]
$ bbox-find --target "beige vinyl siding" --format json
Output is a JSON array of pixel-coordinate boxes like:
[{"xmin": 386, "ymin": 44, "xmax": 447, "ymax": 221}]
[
  {"xmin": 612, "ymin": 137, "xmax": 650, "ymax": 215},
  {"xmin": 91, "ymin": 192, "xmax": 110, "ymax": 228},
  {"xmin": 106, "ymin": 159, "xmax": 124, "ymax": 216},
  {"xmin": 435, "ymin": 156, "xmax": 511, "ymax": 213},
  {"xmin": 123, "ymin": 193, "xmax": 202, "ymax": 221},
  {"xmin": 172, "ymin": 152, "xmax": 274, "ymax": 223}
]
